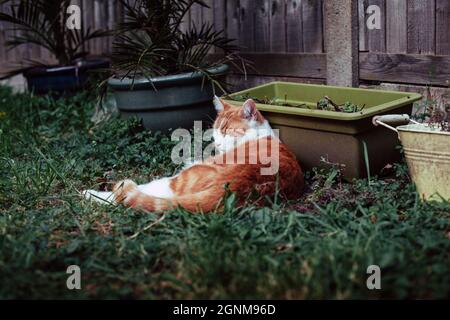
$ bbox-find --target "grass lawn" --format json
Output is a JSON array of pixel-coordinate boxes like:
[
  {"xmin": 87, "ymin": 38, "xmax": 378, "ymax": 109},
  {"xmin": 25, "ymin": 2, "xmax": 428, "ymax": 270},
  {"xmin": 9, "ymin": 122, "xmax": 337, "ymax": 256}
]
[{"xmin": 0, "ymin": 86, "xmax": 449, "ymax": 299}]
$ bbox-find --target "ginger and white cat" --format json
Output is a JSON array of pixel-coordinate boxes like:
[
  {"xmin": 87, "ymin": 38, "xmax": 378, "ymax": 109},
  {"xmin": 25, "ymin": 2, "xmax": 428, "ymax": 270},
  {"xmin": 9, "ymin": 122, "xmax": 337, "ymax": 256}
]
[{"xmin": 83, "ymin": 97, "xmax": 304, "ymax": 213}]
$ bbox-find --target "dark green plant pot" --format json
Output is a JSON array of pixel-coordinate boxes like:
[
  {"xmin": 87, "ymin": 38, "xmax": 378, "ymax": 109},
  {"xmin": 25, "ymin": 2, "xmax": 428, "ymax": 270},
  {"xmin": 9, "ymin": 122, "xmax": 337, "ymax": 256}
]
[
  {"xmin": 24, "ymin": 57, "xmax": 110, "ymax": 96},
  {"xmin": 108, "ymin": 65, "xmax": 229, "ymax": 132}
]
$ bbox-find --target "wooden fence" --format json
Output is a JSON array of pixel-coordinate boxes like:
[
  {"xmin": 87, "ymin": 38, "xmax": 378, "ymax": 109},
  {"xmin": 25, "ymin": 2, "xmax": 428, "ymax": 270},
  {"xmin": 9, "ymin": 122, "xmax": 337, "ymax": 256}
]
[
  {"xmin": 0, "ymin": 0, "xmax": 449, "ymax": 89},
  {"xmin": 0, "ymin": 0, "xmax": 120, "ymax": 66},
  {"xmin": 194, "ymin": 0, "xmax": 450, "ymax": 88},
  {"xmin": 359, "ymin": 0, "xmax": 450, "ymax": 87},
  {"xmin": 190, "ymin": 0, "xmax": 327, "ymax": 89}
]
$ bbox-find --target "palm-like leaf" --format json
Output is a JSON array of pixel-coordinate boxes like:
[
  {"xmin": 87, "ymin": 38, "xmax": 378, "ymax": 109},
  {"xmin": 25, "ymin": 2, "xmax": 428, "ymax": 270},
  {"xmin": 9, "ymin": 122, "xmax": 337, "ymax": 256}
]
[
  {"xmin": 175, "ymin": 24, "xmax": 237, "ymax": 72},
  {"xmin": 112, "ymin": 31, "xmax": 170, "ymax": 80},
  {"xmin": 112, "ymin": 0, "xmax": 243, "ymax": 84},
  {"xmin": 0, "ymin": 0, "xmax": 110, "ymax": 76}
]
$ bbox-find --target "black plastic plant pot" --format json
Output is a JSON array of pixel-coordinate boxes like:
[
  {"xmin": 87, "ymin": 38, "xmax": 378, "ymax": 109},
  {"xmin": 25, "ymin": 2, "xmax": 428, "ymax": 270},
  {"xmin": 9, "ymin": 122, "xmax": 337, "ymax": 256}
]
[
  {"xmin": 108, "ymin": 64, "xmax": 229, "ymax": 132},
  {"xmin": 23, "ymin": 58, "xmax": 110, "ymax": 95}
]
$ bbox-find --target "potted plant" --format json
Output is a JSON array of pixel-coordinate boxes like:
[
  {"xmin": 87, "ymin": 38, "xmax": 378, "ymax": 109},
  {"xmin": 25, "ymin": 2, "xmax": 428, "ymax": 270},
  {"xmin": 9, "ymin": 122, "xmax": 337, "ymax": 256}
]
[
  {"xmin": 223, "ymin": 82, "xmax": 423, "ymax": 180},
  {"xmin": 0, "ymin": 0, "xmax": 110, "ymax": 95},
  {"xmin": 107, "ymin": 0, "xmax": 242, "ymax": 132}
]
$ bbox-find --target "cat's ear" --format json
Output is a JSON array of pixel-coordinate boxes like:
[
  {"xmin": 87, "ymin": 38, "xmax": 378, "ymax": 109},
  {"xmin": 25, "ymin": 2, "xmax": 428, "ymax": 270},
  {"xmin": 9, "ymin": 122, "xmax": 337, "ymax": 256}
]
[
  {"xmin": 241, "ymin": 99, "xmax": 258, "ymax": 121},
  {"xmin": 213, "ymin": 95, "xmax": 225, "ymax": 112}
]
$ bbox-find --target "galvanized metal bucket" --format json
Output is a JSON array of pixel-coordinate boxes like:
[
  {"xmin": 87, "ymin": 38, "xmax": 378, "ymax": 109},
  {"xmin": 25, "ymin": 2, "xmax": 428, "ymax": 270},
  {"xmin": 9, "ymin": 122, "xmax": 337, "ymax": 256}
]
[{"xmin": 373, "ymin": 114, "xmax": 450, "ymax": 201}]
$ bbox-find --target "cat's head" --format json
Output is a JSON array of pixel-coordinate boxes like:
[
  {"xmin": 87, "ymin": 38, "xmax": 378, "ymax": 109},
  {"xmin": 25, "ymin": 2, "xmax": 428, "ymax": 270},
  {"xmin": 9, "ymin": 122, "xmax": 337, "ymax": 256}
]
[{"xmin": 212, "ymin": 96, "xmax": 274, "ymax": 153}]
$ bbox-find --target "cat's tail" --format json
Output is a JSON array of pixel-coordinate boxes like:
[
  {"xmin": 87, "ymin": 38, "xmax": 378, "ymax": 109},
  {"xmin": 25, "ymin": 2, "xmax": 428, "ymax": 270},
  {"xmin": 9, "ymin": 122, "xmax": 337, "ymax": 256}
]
[{"xmin": 113, "ymin": 180, "xmax": 225, "ymax": 213}]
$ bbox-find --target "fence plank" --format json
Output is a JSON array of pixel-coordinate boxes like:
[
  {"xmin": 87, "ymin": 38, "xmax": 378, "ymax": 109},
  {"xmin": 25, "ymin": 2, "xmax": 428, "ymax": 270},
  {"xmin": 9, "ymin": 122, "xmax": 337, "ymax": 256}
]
[
  {"xmin": 112, "ymin": 0, "xmax": 124, "ymax": 54},
  {"xmin": 0, "ymin": 2, "xmax": 6, "ymax": 62},
  {"xmin": 366, "ymin": 0, "xmax": 386, "ymax": 52},
  {"xmin": 358, "ymin": 0, "xmax": 368, "ymax": 51},
  {"xmin": 190, "ymin": 2, "xmax": 203, "ymax": 30},
  {"xmin": 213, "ymin": 0, "xmax": 226, "ymax": 53},
  {"xmin": 436, "ymin": 0, "xmax": 450, "ymax": 55},
  {"xmin": 179, "ymin": 3, "xmax": 191, "ymax": 33},
  {"xmin": 360, "ymin": 52, "xmax": 449, "ymax": 86},
  {"xmin": 254, "ymin": 0, "xmax": 271, "ymax": 52},
  {"xmin": 213, "ymin": 0, "xmax": 226, "ymax": 34},
  {"xmin": 6, "ymin": 0, "xmax": 17, "ymax": 63},
  {"xmin": 108, "ymin": 0, "xmax": 116, "ymax": 30},
  {"xmin": 270, "ymin": 0, "xmax": 286, "ymax": 52},
  {"xmin": 386, "ymin": 0, "xmax": 407, "ymax": 53},
  {"xmin": 7, "ymin": 0, "xmax": 29, "ymax": 66},
  {"xmin": 407, "ymin": 0, "xmax": 436, "ymax": 54},
  {"xmin": 106, "ymin": 0, "xmax": 116, "ymax": 53},
  {"xmin": 213, "ymin": 53, "xmax": 326, "ymax": 79},
  {"xmin": 302, "ymin": 0, "xmax": 323, "ymax": 53},
  {"xmin": 202, "ymin": 0, "xmax": 215, "ymax": 54},
  {"xmin": 102, "ymin": 0, "xmax": 110, "ymax": 53},
  {"xmin": 239, "ymin": 0, "xmax": 255, "ymax": 51},
  {"xmin": 83, "ymin": 0, "xmax": 95, "ymax": 54},
  {"xmin": 226, "ymin": 0, "xmax": 240, "ymax": 46},
  {"xmin": 2, "ymin": 1, "xmax": 13, "ymax": 61},
  {"xmin": 286, "ymin": 0, "xmax": 303, "ymax": 52},
  {"xmin": 203, "ymin": 0, "xmax": 214, "ymax": 27},
  {"xmin": 113, "ymin": 0, "xmax": 124, "ymax": 28},
  {"xmin": 95, "ymin": 0, "xmax": 104, "ymax": 55}
]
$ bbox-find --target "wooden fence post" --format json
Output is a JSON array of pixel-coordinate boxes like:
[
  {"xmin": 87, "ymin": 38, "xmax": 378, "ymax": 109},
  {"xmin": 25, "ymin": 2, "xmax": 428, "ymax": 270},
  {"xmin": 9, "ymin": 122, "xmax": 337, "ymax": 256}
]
[{"xmin": 324, "ymin": 0, "xmax": 359, "ymax": 87}]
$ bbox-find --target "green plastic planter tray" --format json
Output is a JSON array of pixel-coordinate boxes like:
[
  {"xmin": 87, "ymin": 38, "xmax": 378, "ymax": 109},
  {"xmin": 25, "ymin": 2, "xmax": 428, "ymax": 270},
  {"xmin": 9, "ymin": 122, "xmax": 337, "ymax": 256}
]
[{"xmin": 223, "ymin": 82, "xmax": 422, "ymax": 180}]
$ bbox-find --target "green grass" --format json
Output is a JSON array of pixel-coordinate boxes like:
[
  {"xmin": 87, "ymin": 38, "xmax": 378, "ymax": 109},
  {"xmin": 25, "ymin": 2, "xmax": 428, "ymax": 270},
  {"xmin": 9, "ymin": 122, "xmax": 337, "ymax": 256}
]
[{"xmin": 0, "ymin": 86, "xmax": 449, "ymax": 299}]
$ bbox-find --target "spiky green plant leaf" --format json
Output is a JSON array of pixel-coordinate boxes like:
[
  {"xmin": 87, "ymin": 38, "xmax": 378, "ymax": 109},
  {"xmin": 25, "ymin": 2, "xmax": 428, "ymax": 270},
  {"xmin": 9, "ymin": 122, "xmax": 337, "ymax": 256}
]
[{"xmin": 0, "ymin": 0, "xmax": 110, "ymax": 78}]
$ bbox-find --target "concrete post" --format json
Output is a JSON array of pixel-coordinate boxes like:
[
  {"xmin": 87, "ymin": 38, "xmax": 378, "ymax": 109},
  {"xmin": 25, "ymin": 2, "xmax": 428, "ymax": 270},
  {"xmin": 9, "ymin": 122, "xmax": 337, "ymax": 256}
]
[{"xmin": 325, "ymin": 0, "xmax": 359, "ymax": 87}]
